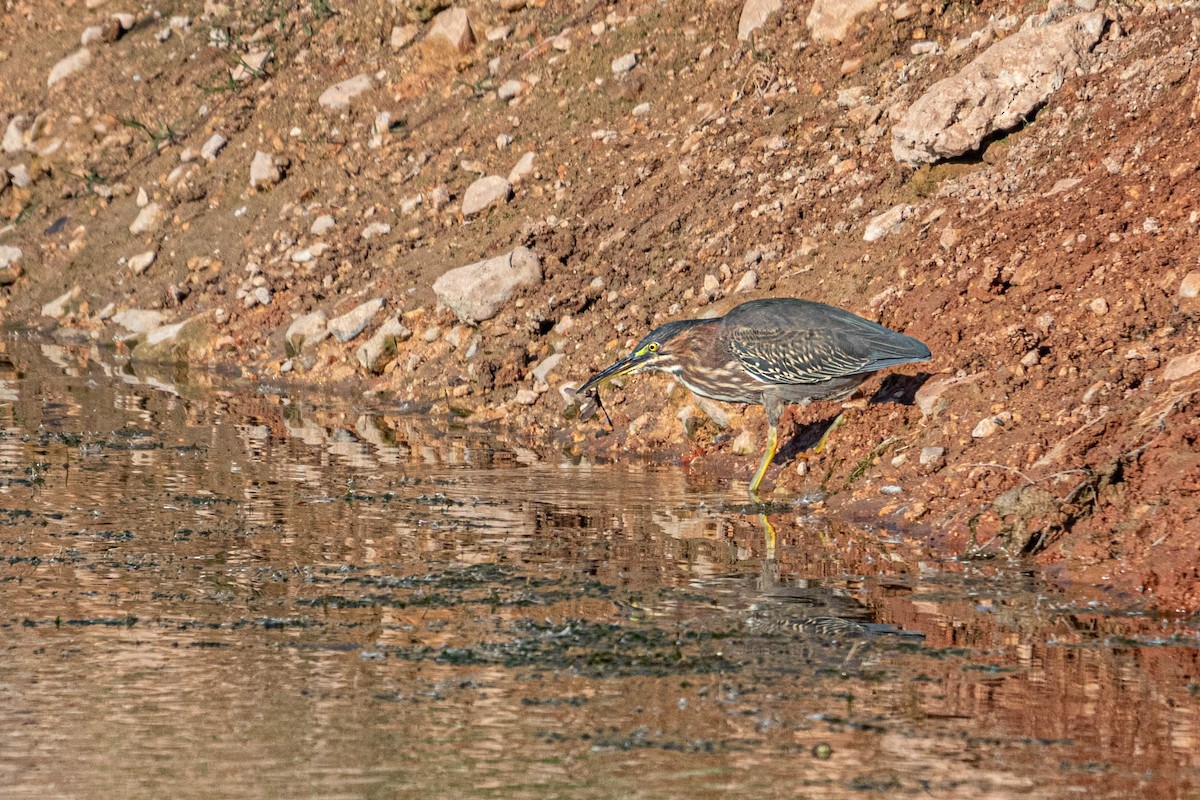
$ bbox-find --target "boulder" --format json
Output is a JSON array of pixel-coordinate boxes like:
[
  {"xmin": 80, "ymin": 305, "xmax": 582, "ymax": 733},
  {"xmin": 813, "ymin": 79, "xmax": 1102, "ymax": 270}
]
[{"xmin": 433, "ymin": 246, "xmax": 542, "ymax": 323}]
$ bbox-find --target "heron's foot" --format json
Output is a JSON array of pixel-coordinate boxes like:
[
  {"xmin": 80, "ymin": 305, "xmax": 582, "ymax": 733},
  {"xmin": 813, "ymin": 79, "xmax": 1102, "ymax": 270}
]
[{"xmin": 811, "ymin": 413, "xmax": 846, "ymax": 456}]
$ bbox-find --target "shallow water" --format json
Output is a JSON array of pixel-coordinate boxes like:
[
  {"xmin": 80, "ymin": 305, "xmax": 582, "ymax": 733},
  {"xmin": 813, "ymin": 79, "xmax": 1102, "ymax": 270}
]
[{"xmin": 0, "ymin": 340, "xmax": 1197, "ymax": 799}]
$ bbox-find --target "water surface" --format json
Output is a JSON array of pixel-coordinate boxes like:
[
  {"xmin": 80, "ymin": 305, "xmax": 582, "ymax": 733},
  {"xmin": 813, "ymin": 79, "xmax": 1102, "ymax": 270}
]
[{"xmin": 0, "ymin": 341, "xmax": 1197, "ymax": 799}]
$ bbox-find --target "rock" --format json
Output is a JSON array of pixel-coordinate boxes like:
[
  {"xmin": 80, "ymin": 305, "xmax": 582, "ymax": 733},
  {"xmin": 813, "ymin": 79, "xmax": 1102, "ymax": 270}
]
[
  {"xmin": 41, "ymin": 286, "xmax": 81, "ymax": 319},
  {"xmin": 0, "ymin": 245, "xmax": 23, "ymax": 285},
  {"xmin": 735, "ymin": 271, "xmax": 758, "ymax": 293},
  {"xmin": 433, "ymin": 246, "xmax": 542, "ymax": 323},
  {"xmin": 249, "ymin": 151, "xmax": 283, "ymax": 189},
  {"xmin": 285, "ymin": 310, "xmax": 329, "ymax": 356},
  {"xmin": 318, "ymin": 74, "xmax": 373, "ymax": 111},
  {"xmin": 1088, "ymin": 297, "xmax": 1109, "ymax": 316},
  {"xmin": 48, "ymin": 48, "xmax": 91, "ymax": 88},
  {"xmin": 497, "ymin": 79, "xmax": 524, "ymax": 101},
  {"xmin": 1163, "ymin": 351, "xmax": 1200, "ymax": 383},
  {"xmin": 486, "ymin": 25, "xmax": 511, "ymax": 42},
  {"xmin": 632, "ymin": 102, "xmax": 651, "ymax": 116},
  {"xmin": 611, "ymin": 53, "xmax": 638, "ymax": 75},
  {"xmin": 328, "ymin": 298, "xmax": 385, "ymax": 343},
  {"xmin": 531, "ymin": 352, "xmax": 564, "ymax": 384},
  {"xmin": 515, "ymin": 388, "xmax": 539, "ymax": 405},
  {"xmin": 356, "ymin": 317, "xmax": 413, "ymax": 374},
  {"xmin": 2, "ymin": 115, "xmax": 26, "ymax": 153},
  {"xmin": 428, "ymin": 8, "xmax": 475, "ymax": 53},
  {"xmin": 915, "ymin": 373, "xmax": 981, "ymax": 417},
  {"xmin": 311, "ymin": 215, "xmax": 336, "ymax": 235},
  {"xmin": 111, "ymin": 308, "xmax": 168, "ymax": 333},
  {"xmin": 130, "ymin": 315, "xmax": 215, "ymax": 364},
  {"xmin": 731, "ymin": 429, "xmax": 756, "ymax": 455},
  {"xmin": 392, "ymin": 23, "xmax": 420, "ymax": 50},
  {"xmin": 864, "ymin": 204, "xmax": 912, "ymax": 242},
  {"xmin": 1178, "ymin": 271, "xmax": 1200, "ymax": 299},
  {"xmin": 972, "ymin": 411, "xmax": 1012, "ymax": 439},
  {"xmin": 738, "ymin": 0, "xmax": 783, "ymax": 40},
  {"xmin": 252, "ymin": 286, "xmax": 272, "ymax": 306},
  {"xmin": 919, "ymin": 446, "xmax": 946, "ymax": 467},
  {"xmin": 508, "ymin": 151, "xmax": 535, "ymax": 184},
  {"xmin": 361, "ymin": 221, "xmax": 391, "ymax": 240},
  {"xmin": 231, "ymin": 50, "xmax": 270, "ymax": 81},
  {"xmin": 8, "ymin": 164, "xmax": 30, "ymax": 189},
  {"xmin": 128, "ymin": 250, "xmax": 157, "ymax": 275},
  {"xmin": 462, "ymin": 175, "xmax": 512, "ymax": 217},
  {"xmin": 200, "ymin": 134, "xmax": 227, "ymax": 161},
  {"xmin": 129, "ymin": 202, "xmax": 164, "ymax": 235},
  {"xmin": 892, "ymin": 12, "xmax": 1105, "ymax": 165},
  {"xmin": 807, "ymin": 0, "xmax": 877, "ymax": 42}
]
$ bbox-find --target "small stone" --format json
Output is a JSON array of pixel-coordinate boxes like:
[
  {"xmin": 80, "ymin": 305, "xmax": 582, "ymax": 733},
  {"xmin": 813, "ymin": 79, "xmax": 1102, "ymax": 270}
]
[
  {"xmin": 136, "ymin": 187, "xmax": 149, "ymax": 207},
  {"xmin": 462, "ymin": 175, "xmax": 512, "ymax": 217},
  {"xmin": 433, "ymin": 246, "xmax": 542, "ymax": 323},
  {"xmin": 249, "ymin": 150, "xmax": 282, "ymax": 189},
  {"xmin": 508, "ymin": 151, "xmax": 536, "ymax": 184},
  {"xmin": 355, "ymin": 317, "xmax": 412, "ymax": 374},
  {"xmin": 2, "ymin": 115, "xmax": 26, "ymax": 153},
  {"xmin": 807, "ymin": 0, "xmax": 877, "ymax": 42},
  {"xmin": 919, "ymin": 446, "xmax": 946, "ymax": 467},
  {"xmin": 200, "ymin": 134, "xmax": 227, "ymax": 161},
  {"xmin": 428, "ymin": 185, "xmax": 451, "ymax": 210},
  {"xmin": 285, "ymin": 310, "xmax": 329, "ymax": 356},
  {"xmin": 129, "ymin": 202, "xmax": 164, "ymax": 235},
  {"xmin": 531, "ymin": 353, "xmax": 565, "ymax": 384},
  {"xmin": 48, "ymin": 48, "xmax": 91, "ymax": 88},
  {"xmin": 231, "ymin": 50, "xmax": 270, "ymax": 81},
  {"xmin": 515, "ymin": 388, "xmax": 539, "ymax": 405},
  {"xmin": 972, "ymin": 412, "xmax": 1012, "ymax": 439},
  {"xmin": 734, "ymin": 271, "xmax": 758, "ymax": 293},
  {"xmin": 1020, "ymin": 349, "xmax": 1041, "ymax": 367},
  {"xmin": 391, "ymin": 23, "xmax": 420, "ymax": 50},
  {"xmin": 1178, "ymin": 271, "xmax": 1200, "ymax": 299},
  {"xmin": 738, "ymin": 0, "xmax": 783, "ymax": 40},
  {"xmin": 497, "ymin": 79, "xmax": 524, "ymax": 101},
  {"xmin": 939, "ymin": 225, "xmax": 960, "ymax": 250},
  {"xmin": 361, "ymin": 221, "xmax": 391, "ymax": 240},
  {"xmin": 730, "ymin": 429, "xmax": 756, "ymax": 455},
  {"xmin": 328, "ymin": 298, "xmax": 385, "ymax": 343},
  {"xmin": 8, "ymin": 164, "xmax": 30, "ymax": 188},
  {"xmin": 611, "ymin": 53, "xmax": 638, "ymax": 75},
  {"xmin": 1163, "ymin": 351, "xmax": 1200, "ymax": 382},
  {"xmin": 702, "ymin": 273, "xmax": 720, "ymax": 297},
  {"xmin": 632, "ymin": 102, "xmax": 651, "ymax": 116},
  {"xmin": 318, "ymin": 74, "xmax": 373, "ymax": 111},
  {"xmin": 42, "ymin": 286, "xmax": 80, "ymax": 319},
  {"xmin": 428, "ymin": 8, "xmax": 475, "ymax": 53},
  {"xmin": 0, "ymin": 246, "xmax": 23, "ymax": 285},
  {"xmin": 252, "ymin": 287, "xmax": 272, "ymax": 306},
  {"xmin": 128, "ymin": 250, "xmax": 157, "ymax": 275},
  {"xmin": 1088, "ymin": 297, "xmax": 1109, "ymax": 316},
  {"xmin": 311, "ymin": 215, "xmax": 335, "ymax": 235},
  {"xmin": 915, "ymin": 373, "xmax": 981, "ymax": 417},
  {"xmin": 486, "ymin": 25, "xmax": 511, "ymax": 42},
  {"xmin": 864, "ymin": 204, "xmax": 912, "ymax": 242},
  {"xmin": 111, "ymin": 308, "xmax": 168, "ymax": 333}
]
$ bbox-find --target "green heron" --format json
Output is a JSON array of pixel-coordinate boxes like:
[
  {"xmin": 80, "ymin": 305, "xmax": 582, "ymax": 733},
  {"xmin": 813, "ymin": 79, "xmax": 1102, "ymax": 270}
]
[{"xmin": 578, "ymin": 297, "xmax": 931, "ymax": 495}]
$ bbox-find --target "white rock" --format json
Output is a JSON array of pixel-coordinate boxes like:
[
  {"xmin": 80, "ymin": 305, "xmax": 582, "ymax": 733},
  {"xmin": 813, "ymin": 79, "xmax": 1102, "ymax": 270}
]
[
  {"xmin": 136, "ymin": 187, "xmax": 149, "ymax": 207},
  {"xmin": 391, "ymin": 23, "xmax": 420, "ymax": 50},
  {"xmin": 356, "ymin": 317, "xmax": 412, "ymax": 373},
  {"xmin": 128, "ymin": 250, "xmax": 157, "ymax": 275},
  {"xmin": 428, "ymin": 8, "xmax": 475, "ymax": 53},
  {"xmin": 249, "ymin": 150, "xmax": 281, "ymax": 189},
  {"xmin": 112, "ymin": 308, "xmax": 168, "ymax": 333},
  {"xmin": 462, "ymin": 175, "xmax": 512, "ymax": 217},
  {"xmin": 972, "ymin": 412, "xmax": 1012, "ymax": 439},
  {"xmin": 734, "ymin": 271, "xmax": 758, "ymax": 293},
  {"xmin": 433, "ymin": 246, "xmax": 542, "ymax": 323},
  {"xmin": 632, "ymin": 102, "xmax": 651, "ymax": 116},
  {"xmin": 497, "ymin": 79, "xmax": 524, "ymax": 101},
  {"xmin": 252, "ymin": 286, "xmax": 272, "ymax": 306},
  {"xmin": 2, "ymin": 115, "xmax": 27, "ymax": 153},
  {"xmin": 0, "ymin": 245, "xmax": 22, "ymax": 269},
  {"xmin": 807, "ymin": 0, "xmax": 877, "ymax": 42},
  {"xmin": 129, "ymin": 202, "xmax": 164, "ymax": 235},
  {"xmin": 80, "ymin": 25, "xmax": 105, "ymax": 45},
  {"xmin": 328, "ymin": 298, "xmax": 385, "ymax": 343},
  {"xmin": 611, "ymin": 53, "xmax": 638, "ymax": 75},
  {"xmin": 508, "ymin": 151, "xmax": 536, "ymax": 184},
  {"xmin": 42, "ymin": 287, "xmax": 80, "ymax": 319},
  {"xmin": 200, "ymin": 133, "xmax": 227, "ymax": 161},
  {"xmin": 1163, "ymin": 351, "xmax": 1200, "ymax": 383},
  {"xmin": 1178, "ymin": 271, "xmax": 1200, "ymax": 299},
  {"xmin": 285, "ymin": 310, "xmax": 328, "ymax": 355},
  {"xmin": 486, "ymin": 25, "xmax": 512, "ymax": 42},
  {"xmin": 311, "ymin": 215, "xmax": 335, "ymax": 235},
  {"xmin": 864, "ymin": 204, "xmax": 912, "ymax": 242},
  {"xmin": 48, "ymin": 48, "xmax": 91, "ymax": 88},
  {"xmin": 892, "ymin": 12, "xmax": 1105, "ymax": 165},
  {"xmin": 361, "ymin": 222, "xmax": 391, "ymax": 240},
  {"xmin": 738, "ymin": 0, "xmax": 783, "ymax": 40},
  {"xmin": 8, "ymin": 164, "xmax": 30, "ymax": 189},
  {"xmin": 318, "ymin": 74, "xmax": 373, "ymax": 111},
  {"xmin": 919, "ymin": 446, "xmax": 946, "ymax": 467},
  {"xmin": 531, "ymin": 353, "xmax": 565, "ymax": 384},
  {"xmin": 515, "ymin": 388, "xmax": 539, "ymax": 405}
]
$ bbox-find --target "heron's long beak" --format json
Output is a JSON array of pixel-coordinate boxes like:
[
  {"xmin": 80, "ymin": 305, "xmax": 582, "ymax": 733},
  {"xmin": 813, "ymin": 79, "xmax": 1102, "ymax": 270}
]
[{"xmin": 579, "ymin": 352, "xmax": 645, "ymax": 393}]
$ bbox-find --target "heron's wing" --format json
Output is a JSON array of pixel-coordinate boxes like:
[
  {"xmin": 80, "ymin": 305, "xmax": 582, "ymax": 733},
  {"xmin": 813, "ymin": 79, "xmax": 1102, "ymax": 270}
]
[{"xmin": 728, "ymin": 327, "xmax": 876, "ymax": 384}]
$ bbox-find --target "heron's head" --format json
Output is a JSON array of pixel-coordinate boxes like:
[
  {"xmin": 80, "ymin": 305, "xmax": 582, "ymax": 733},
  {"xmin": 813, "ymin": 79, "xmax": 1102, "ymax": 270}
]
[{"xmin": 579, "ymin": 319, "xmax": 707, "ymax": 392}]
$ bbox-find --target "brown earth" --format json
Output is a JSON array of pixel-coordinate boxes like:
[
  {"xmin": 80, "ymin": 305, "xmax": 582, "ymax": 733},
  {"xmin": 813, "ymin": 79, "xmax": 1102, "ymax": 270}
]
[{"xmin": 0, "ymin": 0, "xmax": 1198, "ymax": 608}]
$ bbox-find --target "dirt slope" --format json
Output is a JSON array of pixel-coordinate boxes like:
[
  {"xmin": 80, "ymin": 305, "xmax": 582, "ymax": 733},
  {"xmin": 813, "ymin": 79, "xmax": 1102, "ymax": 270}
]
[{"xmin": 0, "ymin": 0, "xmax": 1198, "ymax": 607}]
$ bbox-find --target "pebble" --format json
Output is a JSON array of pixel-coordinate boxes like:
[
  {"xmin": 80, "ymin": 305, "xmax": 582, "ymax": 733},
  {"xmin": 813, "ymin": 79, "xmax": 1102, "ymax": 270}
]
[
  {"xmin": 919, "ymin": 446, "xmax": 946, "ymax": 467},
  {"xmin": 356, "ymin": 317, "xmax": 412, "ymax": 374},
  {"xmin": 328, "ymin": 298, "xmax": 385, "ymax": 343},
  {"xmin": 971, "ymin": 411, "xmax": 1012, "ymax": 439},
  {"xmin": 1163, "ymin": 351, "xmax": 1200, "ymax": 383},
  {"xmin": 311, "ymin": 215, "xmax": 336, "ymax": 235},
  {"xmin": 632, "ymin": 102, "xmax": 651, "ymax": 116},
  {"xmin": 361, "ymin": 222, "xmax": 391, "ymax": 240},
  {"xmin": 611, "ymin": 53, "xmax": 638, "ymax": 75},
  {"xmin": 391, "ymin": 24, "xmax": 419, "ymax": 50},
  {"xmin": 318, "ymin": 74, "xmax": 373, "ymax": 111},
  {"xmin": 1088, "ymin": 297, "xmax": 1109, "ymax": 316},
  {"xmin": 515, "ymin": 388, "xmax": 539, "ymax": 405},
  {"xmin": 285, "ymin": 310, "xmax": 329, "ymax": 356},
  {"xmin": 129, "ymin": 202, "xmax": 163, "ymax": 235},
  {"xmin": 738, "ymin": 0, "xmax": 783, "ymax": 40},
  {"xmin": 200, "ymin": 134, "xmax": 227, "ymax": 161},
  {"xmin": 0, "ymin": 245, "xmax": 23, "ymax": 270},
  {"xmin": 508, "ymin": 151, "xmax": 536, "ymax": 184},
  {"xmin": 730, "ymin": 430, "xmax": 756, "ymax": 455},
  {"xmin": 462, "ymin": 175, "xmax": 512, "ymax": 217},
  {"xmin": 531, "ymin": 353, "xmax": 565, "ymax": 384},
  {"xmin": 3, "ymin": 116, "xmax": 26, "ymax": 153},
  {"xmin": 486, "ymin": 26, "xmax": 512, "ymax": 42},
  {"xmin": 249, "ymin": 151, "xmax": 282, "ymax": 189},
  {"xmin": 41, "ymin": 287, "xmax": 80, "ymax": 319},
  {"xmin": 252, "ymin": 287, "xmax": 272, "ymax": 306},
  {"xmin": 497, "ymin": 79, "xmax": 524, "ymax": 101},
  {"xmin": 432, "ymin": 246, "xmax": 542, "ymax": 323},
  {"xmin": 48, "ymin": 48, "xmax": 91, "ymax": 88},
  {"xmin": 734, "ymin": 271, "xmax": 758, "ymax": 293},
  {"xmin": 1178, "ymin": 271, "xmax": 1200, "ymax": 299},
  {"xmin": 8, "ymin": 164, "xmax": 30, "ymax": 188},
  {"xmin": 111, "ymin": 308, "xmax": 168, "ymax": 333},
  {"xmin": 128, "ymin": 250, "xmax": 157, "ymax": 275},
  {"xmin": 864, "ymin": 204, "xmax": 912, "ymax": 242},
  {"xmin": 428, "ymin": 8, "xmax": 475, "ymax": 53}
]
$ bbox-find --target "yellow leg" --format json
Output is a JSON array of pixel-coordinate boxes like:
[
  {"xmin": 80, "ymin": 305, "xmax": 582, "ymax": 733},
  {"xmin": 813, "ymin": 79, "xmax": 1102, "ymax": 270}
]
[
  {"xmin": 812, "ymin": 412, "xmax": 846, "ymax": 456},
  {"xmin": 759, "ymin": 513, "xmax": 776, "ymax": 561},
  {"xmin": 748, "ymin": 423, "xmax": 779, "ymax": 498}
]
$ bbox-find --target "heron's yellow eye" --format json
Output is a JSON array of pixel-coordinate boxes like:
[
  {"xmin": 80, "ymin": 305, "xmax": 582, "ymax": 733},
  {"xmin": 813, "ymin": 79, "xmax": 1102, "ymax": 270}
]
[{"xmin": 647, "ymin": 342, "xmax": 659, "ymax": 353}]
